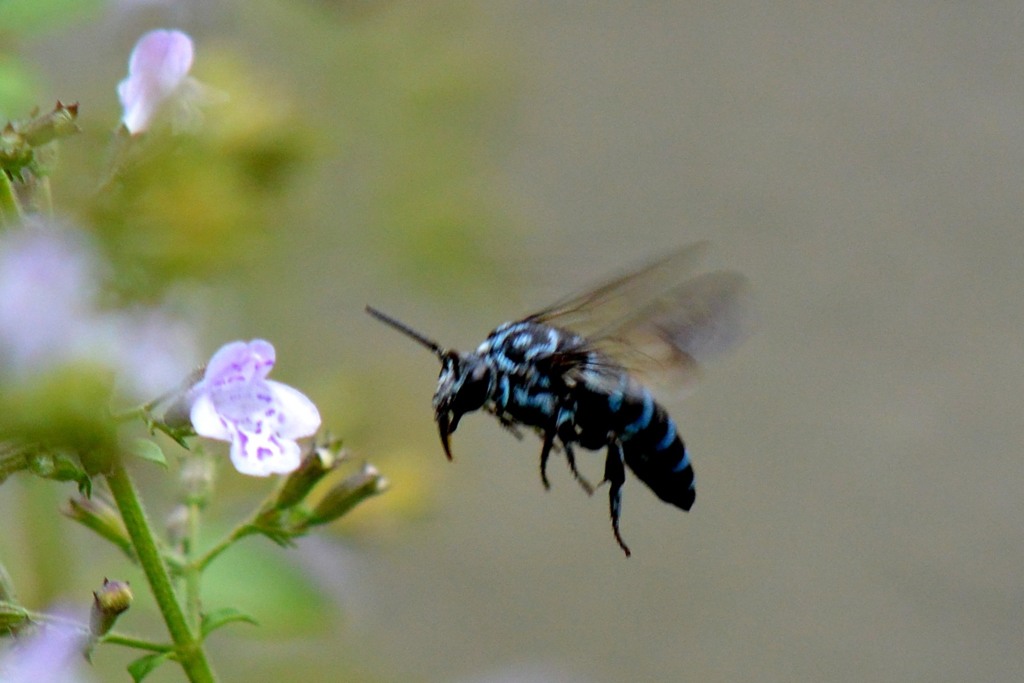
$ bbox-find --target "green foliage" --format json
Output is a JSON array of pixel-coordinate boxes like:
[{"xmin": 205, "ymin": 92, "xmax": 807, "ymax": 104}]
[
  {"xmin": 127, "ymin": 651, "xmax": 171, "ymax": 683},
  {"xmin": 88, "ymin": 105, "xmax": 311, "ymax": 302},
  {"xmin": 0, "ymin": 601, "xmax": 30, "ymax": 635},
  {"xmin": 200, "ymin": 607, "xmax": 258, "ymax": 638},
  {"xmin": 0, "ymin": 56, "xmax": 39, "ymax": 119},
  {"xmin": 201, "ymin": 541, "xmax": 331, "ymax": 637},
  {"xmin": 0, "ymin": 0, "xmax": 103, "ymax": 35},
  {"xmin": 301, "ymin": 1, "xmax": 517, "ymax": 295},
  {"xmin": 129, "ymin": 439, "xmax": 167, "ymax": 468},
  {"xmin": 0, "ymin": 365, "xmax": 117, "ymax": 477},
  {"xmin": 0, "ymin": 2, "xmax": 512, "ymax": 679}
]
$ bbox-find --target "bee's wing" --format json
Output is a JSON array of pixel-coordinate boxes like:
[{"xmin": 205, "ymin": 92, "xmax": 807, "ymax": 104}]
[
  {"xmin": 598, "ymin": 270, "xmax": 754, "ymax": 389},
  {"xmin": 525, "ymin": 241, "xmax": 711, "ymax": 335},
  {"xmin": 527, "ymin": 243, "xmax": 753, "ymax": 390}
]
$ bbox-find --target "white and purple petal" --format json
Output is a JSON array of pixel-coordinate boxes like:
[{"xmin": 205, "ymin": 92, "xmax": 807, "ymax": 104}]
[
  {"xmin": 189, "ymin": 392, "xmax": 233, "ymax": 441},
  {"xmin": 265, "ymin": 380, "xmax": 322, "ymax": 439},
  {"xmin": 229, "ymin": 426, "xmax": 303, "ymax": 477}
]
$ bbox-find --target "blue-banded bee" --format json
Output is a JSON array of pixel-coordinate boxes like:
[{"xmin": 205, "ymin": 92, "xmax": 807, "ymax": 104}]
[{"xmin": 366, "ymin": 242, "xmax": 752, "ymax": 556}]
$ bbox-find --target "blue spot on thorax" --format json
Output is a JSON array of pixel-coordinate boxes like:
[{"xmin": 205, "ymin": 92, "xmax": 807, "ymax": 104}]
[
  {"xmin": 497, "ymin": 374, "xmax": 511, "ymax": 409},
  {"xmin": 606, "ymin": 372, "xmax": 632, "ymax": 413},
  {"xmin": 512, "ymin": 385, "xmax": 556, "ymax": 417}
]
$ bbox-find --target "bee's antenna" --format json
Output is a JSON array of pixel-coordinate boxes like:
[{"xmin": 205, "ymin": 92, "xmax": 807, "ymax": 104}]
[{"xmin": 365, "ymin": 305, "xmax": 447, "ymax": 359}]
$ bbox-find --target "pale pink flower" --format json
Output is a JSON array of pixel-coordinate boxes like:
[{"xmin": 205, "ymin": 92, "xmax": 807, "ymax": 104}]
[
  {"xmin": 117, "ymin": 29, "xmax": 204, "ymax": 134},
  {"xmin": 190, "ymin": 340, "xmax": 321, "ymax": 476}
]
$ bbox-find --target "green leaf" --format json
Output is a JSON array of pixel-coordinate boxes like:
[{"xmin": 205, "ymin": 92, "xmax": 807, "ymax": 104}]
[
  {"xmin": 130, "ymin": 439, "xmax": 167, "ymax": 467},
  {"xmin": 200, "ymin": 607, "xmax": 259, "ymax": 638},
  {"xmin": 0, "ymin": 601, "xmax": 29, "ymax": 635},
  {"xmin": 201, "ymin": 533, "xmax": 335, "ymax": 636},
  {"xmin": 127, "ymin": 652, "xmax": 171, "ymax": 682}
]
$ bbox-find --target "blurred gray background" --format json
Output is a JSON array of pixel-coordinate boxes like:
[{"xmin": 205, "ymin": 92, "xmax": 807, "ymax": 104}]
[{"xmin": 347, "ymin": 4, "xmax": 1024, "ymax": 681}]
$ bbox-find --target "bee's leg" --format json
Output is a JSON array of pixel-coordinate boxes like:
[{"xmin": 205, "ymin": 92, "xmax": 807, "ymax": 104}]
[
  {"xmin": 562, "ymin": 441, "xmax": 594, "ymax": 495},
  {"xmin": 554, "ymin": 406, "xmax": 593, "ymax": 494},
  {"xmin": 604, "ymin": 441, "xmax": 631, "ymax": 557},
  {"xmin": 496, "ymin": 414, "xmax": 525, "ymax": 440},
  {"xmin": 539, "ymin": 428, "xmax": 556, "ymax": 490}
]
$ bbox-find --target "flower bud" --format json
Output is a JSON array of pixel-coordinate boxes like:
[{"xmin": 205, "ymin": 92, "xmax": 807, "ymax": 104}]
[
  {"xmin": 90, "ymin": 579, "xmax": 132, "ymax": 637},
  {"xmin": 62, "ymin": 497, "xmax": 133, "ymax": 559},
  {"xmin": 0, "ymin": 123, "xmax": 28, "ymax": 168},
  {"xmin": 20, "ymin": 101, "xmax": 80, "ymax": 147},
  {"xmin": 308, "ymin": 463, "xmax": 388, "ymax": 526},
  {"xmin": 273, "ymin": 443, "xmax": 346, "ymax": 510}
]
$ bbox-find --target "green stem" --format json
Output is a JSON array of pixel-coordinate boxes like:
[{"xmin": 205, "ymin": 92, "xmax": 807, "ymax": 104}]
[
  {"xmin": 105, "ymin": 456, "xmax": 217, "ymax": 683},
  {"xmin": 183, "ymin": 499, "xmax": 202, "ymax": 628},
  {"xmin": 192, "ymin": 520, "xmax": 256, "ymax": 573},
  {"xmin": 100, "ymin": 632, "xmax": 173, "ymax": 653}
]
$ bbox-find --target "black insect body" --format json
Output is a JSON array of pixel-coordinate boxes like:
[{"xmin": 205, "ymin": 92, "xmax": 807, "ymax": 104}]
[{"xmin": 366, "ymin": 242, "xmax": 750, "ymax": 556}]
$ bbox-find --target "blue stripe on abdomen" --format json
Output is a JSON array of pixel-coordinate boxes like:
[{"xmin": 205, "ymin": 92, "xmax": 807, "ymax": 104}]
[
  {"xmin": 656, "ymin": 418, "xmax": 676, "ymax": 451},
  {"xmin": 671, "ymin": 445, "xmax": 690, "ymax": 473},
  {"xmin": 621, "ymin": 389, "xmax": 654, "ymax": 439}
]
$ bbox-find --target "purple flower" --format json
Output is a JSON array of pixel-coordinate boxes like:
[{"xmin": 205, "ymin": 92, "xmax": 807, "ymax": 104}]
[
  {"xmin": 0, "ymin": 617, "xmax": 90, "ymax": 683},
  {"xmin": 0, "ymin": 218, "xmax": 198, "ymax": 399},
  {"xmin": 190, "ymin": 340, "xmax": 321, "ymax": 476},
  {"xmin": 0, "ymin": 220, "xmax": 99, "ymax": 371},
  {"xmin": 117, "ymin": 29, "xmax": 203, "ymax": 134}
]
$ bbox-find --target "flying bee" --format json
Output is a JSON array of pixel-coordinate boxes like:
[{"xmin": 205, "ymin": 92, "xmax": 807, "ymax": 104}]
[{"xmin": 366, "ymin": 241, "xmax": 752, "ymax": 556}]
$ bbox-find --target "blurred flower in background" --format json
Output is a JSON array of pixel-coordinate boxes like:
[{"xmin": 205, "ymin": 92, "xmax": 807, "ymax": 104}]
[
  {"xmin": 89, "ymin": 30, "xmax": 309, "ymax": 303},
  {"xmin": 107, "ymin": 306, "xmax": 199, "ymax": 399},
  {"xmin": 0, "ymin": 218, "xmax": 101, "ymax": 374},
  {"xmin": 0, "ymin": 215, "xmax": 196, "ymax": 400},
  {"xmin": 0, "ymin": 614, "xmax": 92, "ymax": 683},
  {"xmin": 117, "ymin": 28, "xmax": 216, "ymax": 135}
]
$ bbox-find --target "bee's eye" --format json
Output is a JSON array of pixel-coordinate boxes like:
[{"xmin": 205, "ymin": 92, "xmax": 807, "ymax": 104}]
[{"xmin": 451, "ymin": 360, "xmax": 489, "ymax": 414}]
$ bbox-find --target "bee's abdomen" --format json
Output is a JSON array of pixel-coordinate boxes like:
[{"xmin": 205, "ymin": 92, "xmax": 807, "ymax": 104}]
[{"xmin": 582, "ymin": 380, "xmax": 696, "ymax": 511}]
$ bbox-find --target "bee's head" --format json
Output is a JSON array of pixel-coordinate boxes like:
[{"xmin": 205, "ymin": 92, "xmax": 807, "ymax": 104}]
[
  {"xmin": 432, "ymin": 351, "xmax": 490, "ymax": 459},
  {"xmin": 365, "ymin": 305, "xmax": 490, "ymax": 459}
]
